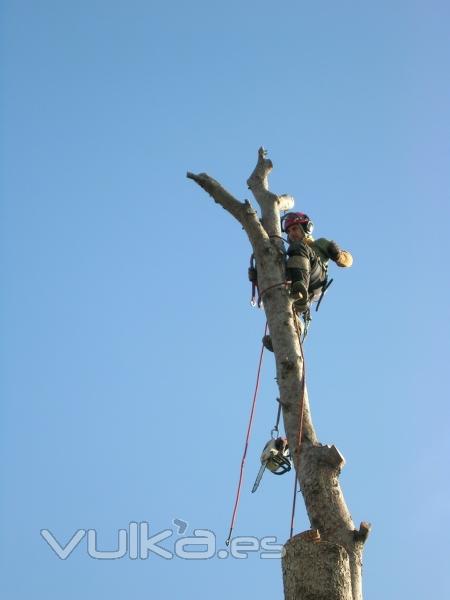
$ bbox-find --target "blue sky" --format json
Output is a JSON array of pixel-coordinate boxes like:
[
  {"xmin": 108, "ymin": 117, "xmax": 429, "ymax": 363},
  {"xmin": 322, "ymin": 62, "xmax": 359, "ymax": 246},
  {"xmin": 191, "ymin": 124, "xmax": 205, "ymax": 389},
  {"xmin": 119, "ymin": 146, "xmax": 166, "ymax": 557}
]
[{"xmin": 1, "ymin": 1, "xmax": 449, "ymax": 598}]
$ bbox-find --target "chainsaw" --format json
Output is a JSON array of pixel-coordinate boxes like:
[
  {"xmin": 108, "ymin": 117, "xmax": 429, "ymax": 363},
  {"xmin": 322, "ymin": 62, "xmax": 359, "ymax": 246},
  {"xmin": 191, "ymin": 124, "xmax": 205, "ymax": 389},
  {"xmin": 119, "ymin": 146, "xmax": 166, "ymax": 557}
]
[{"xmin": 251, "ymin": 437, "xmax": 291, "ymax": 493}]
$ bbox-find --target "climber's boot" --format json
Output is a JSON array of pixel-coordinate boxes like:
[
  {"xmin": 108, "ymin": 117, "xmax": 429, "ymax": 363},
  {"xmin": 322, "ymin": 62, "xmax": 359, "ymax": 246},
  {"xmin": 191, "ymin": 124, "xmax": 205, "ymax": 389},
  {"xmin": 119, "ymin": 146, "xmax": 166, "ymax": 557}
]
[
  {"xmin": 293, "ymin": 298, "xmax": 309, "ymax": 314},
  {"xmin": 291, "ymin": 280, "xmax": 308, "ymax": 301}
]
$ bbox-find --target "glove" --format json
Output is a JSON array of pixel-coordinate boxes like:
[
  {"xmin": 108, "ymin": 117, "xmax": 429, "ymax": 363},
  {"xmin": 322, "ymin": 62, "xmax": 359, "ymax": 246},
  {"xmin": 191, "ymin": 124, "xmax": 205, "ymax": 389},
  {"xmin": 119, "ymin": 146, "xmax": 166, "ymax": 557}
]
[
  {"xmin": 336, "ymin": 250, "xmax": 353, "ymax": 268},
  {"xmin": 327, "ymin": 241, "xmax": 353, "ymax": 267}
]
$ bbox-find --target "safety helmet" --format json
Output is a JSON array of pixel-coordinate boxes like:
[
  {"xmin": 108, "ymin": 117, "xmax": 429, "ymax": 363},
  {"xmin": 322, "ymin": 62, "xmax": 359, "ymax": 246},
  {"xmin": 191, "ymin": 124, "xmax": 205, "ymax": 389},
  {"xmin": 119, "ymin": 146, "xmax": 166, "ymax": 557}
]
[{"xmin": 281, "ymin": 212, "xmax": 314, "ymax": 236}]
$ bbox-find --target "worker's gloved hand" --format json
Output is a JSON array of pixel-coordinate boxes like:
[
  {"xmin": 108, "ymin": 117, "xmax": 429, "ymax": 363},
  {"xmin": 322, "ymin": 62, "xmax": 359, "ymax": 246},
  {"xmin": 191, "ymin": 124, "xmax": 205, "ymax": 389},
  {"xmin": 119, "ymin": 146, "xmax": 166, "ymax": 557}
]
[
  {"xmin": 336, "ymin": 250, "xmax": 353, "ymax": 268},
  {"xmin": 327, "ymin": 240, "xmax": 341, "ymax": 261}
]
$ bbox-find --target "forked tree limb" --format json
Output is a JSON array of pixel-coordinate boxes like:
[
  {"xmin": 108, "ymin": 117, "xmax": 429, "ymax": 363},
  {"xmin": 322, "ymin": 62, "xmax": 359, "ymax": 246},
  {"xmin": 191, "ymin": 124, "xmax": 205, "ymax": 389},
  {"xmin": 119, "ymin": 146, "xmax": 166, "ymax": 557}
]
[
  {"xmin": 246, "ymin": 146, "xmax": 294, "ymax": 241},
  {"xmin": 186, "ymin": 171, "xmax": 268, "ymax": 252}
]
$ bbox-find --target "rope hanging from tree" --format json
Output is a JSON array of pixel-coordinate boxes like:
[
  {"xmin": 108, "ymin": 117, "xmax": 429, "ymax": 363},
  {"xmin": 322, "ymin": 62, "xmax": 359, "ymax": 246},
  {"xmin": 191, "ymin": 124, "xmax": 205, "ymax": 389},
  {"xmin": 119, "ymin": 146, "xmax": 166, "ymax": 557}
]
[
  {"xmin": 225, "ymin": 321, "xmax": 268, "ymax": 546},
  {"xmin": 225, "ymin": 309, "xmax": 307, "ymax": 543}
]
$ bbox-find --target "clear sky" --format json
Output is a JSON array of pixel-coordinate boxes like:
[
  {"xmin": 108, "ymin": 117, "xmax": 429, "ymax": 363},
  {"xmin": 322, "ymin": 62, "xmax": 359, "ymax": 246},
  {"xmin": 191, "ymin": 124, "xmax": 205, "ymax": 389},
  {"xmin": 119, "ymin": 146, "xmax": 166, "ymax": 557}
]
[{"xmin": 1, "ymin": 1, "xmax": 449, "ymax": 598}]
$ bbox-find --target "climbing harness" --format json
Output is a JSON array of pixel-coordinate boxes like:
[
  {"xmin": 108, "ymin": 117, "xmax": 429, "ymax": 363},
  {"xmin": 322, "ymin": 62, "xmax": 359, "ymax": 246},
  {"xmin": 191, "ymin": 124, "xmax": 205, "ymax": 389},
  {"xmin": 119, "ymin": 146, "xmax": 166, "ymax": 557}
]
[
  {"xmin": 249, "ymin": 258, "xmax": 332, "ymax": 315},
  {"xmin": 251, "ymin": 402, "xmax": 291, "ymax": 494},
  {"xmin": 225, "ymin": 322, "xmax": 268, "ymax": 546}
]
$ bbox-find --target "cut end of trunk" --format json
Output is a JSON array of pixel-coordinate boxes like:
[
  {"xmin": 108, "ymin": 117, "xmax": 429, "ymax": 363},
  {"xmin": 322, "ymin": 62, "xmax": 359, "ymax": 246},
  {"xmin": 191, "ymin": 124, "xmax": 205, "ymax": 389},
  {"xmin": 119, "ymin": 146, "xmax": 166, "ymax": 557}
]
[{"xmin": 282, "ymin": 535, "xmax": 353, "ymax": 600}]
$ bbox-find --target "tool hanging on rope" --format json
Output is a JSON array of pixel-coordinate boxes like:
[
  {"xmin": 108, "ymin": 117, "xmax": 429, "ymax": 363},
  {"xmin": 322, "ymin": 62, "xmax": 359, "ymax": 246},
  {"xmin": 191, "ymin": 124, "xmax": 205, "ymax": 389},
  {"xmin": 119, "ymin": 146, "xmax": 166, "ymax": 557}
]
[
  {"xmin": 230, "ymin": 261, "xmax": 310, "ymax": 541},
  {"xmin": 248, "ymin": 253, "xmax": 289, "ymax": 309},
  {"xmin": 248, "ymin": 254, "xmax": 258, "ymax": 306},
  {"xmin": 252, "ymin": 401, "xmax": 291, "ymax": 493},
  {"xmin": 251, "ymin": 438, "xmax": 291, "ymax": 494}
]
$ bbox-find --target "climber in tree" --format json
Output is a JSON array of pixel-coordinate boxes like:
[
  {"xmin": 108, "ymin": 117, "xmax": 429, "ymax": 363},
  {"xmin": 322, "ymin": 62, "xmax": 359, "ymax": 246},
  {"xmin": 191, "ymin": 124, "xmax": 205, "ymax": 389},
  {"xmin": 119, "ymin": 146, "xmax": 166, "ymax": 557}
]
[
  {"xmin": 283, "ymin": 211, "xmax": 353, "ymax": 314},
  {"xmin": 262, "ymin": 212, "xmax": 353, "ymax": 352}
]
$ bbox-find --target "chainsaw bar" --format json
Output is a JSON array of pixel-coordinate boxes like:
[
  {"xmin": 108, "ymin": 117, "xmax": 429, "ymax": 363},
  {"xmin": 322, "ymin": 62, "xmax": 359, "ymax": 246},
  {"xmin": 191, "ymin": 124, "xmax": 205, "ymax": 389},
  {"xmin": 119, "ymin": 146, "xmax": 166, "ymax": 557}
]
[{"xmin": 251, "ymin": 461, "xmax": 268, "ymax": 493}]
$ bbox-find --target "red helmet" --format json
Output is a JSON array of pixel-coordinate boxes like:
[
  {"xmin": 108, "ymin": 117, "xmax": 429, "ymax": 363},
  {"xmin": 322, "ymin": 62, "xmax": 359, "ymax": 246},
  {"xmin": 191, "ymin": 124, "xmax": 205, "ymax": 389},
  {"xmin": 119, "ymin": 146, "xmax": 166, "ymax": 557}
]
[{"xmin": 281, "ymin": 212, "xmax": 314, "ymax": 235}]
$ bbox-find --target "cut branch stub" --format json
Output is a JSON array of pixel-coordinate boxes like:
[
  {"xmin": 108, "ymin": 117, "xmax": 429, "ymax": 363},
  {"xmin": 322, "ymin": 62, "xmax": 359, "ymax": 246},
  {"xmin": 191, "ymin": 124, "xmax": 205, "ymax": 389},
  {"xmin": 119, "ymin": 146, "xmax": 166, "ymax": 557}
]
[
  {"xmin": 246, "ymin": 147, "xmax": 285, "ymax": 240},
  {"xmin": 353, "ymin": 522, "xmax": 372, "ymax": 543},
  {"xmin": 247, "ymin": 146, "xmax": 273, "ymax": 190}
]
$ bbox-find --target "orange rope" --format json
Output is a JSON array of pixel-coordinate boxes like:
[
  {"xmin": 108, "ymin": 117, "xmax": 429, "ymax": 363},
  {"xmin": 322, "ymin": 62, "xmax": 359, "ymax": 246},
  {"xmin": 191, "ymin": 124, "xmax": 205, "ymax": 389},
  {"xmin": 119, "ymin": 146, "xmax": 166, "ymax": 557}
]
[{"xmin": 225, "ymin": 322, "xmax": 268, "ymax": 546}]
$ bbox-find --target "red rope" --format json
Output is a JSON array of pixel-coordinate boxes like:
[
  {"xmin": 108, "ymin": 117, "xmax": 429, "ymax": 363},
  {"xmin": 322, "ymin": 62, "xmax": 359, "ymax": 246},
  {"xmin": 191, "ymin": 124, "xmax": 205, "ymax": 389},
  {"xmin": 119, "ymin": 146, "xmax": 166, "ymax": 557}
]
[
  {"xmin": 257, "ymin": 281, "xmax": 289, "ymax": 307},
  {"xmin": 225, "ymin": 322, "xmax": 268, "ymax": 546},
  {"xmin": 289, "ymin": 311, "xmax": 307, "ymax": 538}
]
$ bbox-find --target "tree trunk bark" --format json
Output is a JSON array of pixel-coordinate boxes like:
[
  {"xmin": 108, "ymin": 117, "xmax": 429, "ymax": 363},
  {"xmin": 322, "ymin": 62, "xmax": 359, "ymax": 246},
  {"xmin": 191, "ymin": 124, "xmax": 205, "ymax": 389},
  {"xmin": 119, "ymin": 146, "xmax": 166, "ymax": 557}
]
[
  {"xmin": 187, "ymin": 148, "xmax": 370, "ymax": 600},
  {"xmin": 283, "ymin": 533, "xmax": 353, "ymax": 600}
]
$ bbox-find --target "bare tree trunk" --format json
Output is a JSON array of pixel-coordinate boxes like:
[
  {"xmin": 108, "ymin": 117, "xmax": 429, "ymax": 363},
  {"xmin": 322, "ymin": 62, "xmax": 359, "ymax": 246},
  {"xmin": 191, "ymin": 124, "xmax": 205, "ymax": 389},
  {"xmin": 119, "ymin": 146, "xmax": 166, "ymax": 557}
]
[{"xmin": 187, "ymin": 148, "xmax": 370, "ymax": 600}]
